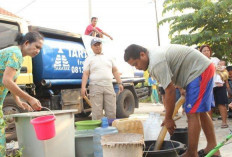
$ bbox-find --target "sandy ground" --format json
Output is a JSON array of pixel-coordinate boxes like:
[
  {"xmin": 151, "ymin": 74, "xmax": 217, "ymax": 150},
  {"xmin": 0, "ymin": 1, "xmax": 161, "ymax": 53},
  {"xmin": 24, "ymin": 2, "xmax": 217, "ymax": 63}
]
[{"xmin": 134, "ymin": 103, "xmax": 232, "ymax": 157}]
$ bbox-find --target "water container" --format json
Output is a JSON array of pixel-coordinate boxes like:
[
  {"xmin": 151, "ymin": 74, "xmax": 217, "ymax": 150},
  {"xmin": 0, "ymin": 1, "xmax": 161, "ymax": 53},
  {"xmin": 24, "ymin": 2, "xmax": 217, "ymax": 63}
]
[
  {"xmin": 101, "ymin": 133, "xmax": 144, "ymax": 157},
  {"xmin": 75, "ymin": 130, "xmax": 94, "ymax": 157},
  {"xmin": 93, "ymin": 117, "xmax": 118, "ymax": 157},
  {"xmin": 143, "ymin": 112, "xmax": 170, "ymax": 141},
  {"xmin": 11, "ymin": 110, "xmax": 76, "ymax": 157},
  {"xmin": 170, "ymin": 128, "xmax": 188, "ymax": 145},
  {"xmin": 112, "ymin": 118, "xmax": 143, "ymax": 135}
]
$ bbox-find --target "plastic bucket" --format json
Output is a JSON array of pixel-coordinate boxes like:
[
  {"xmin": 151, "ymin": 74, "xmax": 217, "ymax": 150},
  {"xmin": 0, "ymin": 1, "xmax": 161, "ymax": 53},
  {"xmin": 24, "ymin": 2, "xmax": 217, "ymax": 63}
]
[
  {"xmin": 101, "ymin": 133, "xmax": 144, "ymax": 157},
  {"xmin": 30, "ymin": 115, "xmax": 56, "ymax": 140},
  {"xmin": 75, "ymin": 120, "xmax": 101, "ymax": 130},
  {"xmin": 170, "ymin": 128, "xmax": 188, "ymax": 145},
  {"xmin": 170, "ymin": 128, "xmax": 188, "ymax": 155},
  {"xmin": 143, "ymin": 140, "xmax": 186, "ymax": 157}
]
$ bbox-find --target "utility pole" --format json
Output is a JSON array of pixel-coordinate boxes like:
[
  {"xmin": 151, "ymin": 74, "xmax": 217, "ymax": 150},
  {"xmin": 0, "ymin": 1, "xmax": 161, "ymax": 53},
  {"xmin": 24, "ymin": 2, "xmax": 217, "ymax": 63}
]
[
  {"xmin": 153, "ymin": 0, "xmax": 160, "ymax": 46},
  {"xmin": 88, "ymin": 0, "xmax": 92, "ymax": 22}
]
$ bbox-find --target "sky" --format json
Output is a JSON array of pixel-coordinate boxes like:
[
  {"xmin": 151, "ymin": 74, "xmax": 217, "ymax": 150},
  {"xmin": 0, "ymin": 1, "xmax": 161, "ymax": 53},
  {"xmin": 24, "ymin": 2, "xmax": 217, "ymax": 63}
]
[
  {"xmin": 0, "ymin": 0, "xmax": 170, "ymax": 46},
  {"xmin": 0, "ymin": 0, "xmax": 171, "ymax": 73}
]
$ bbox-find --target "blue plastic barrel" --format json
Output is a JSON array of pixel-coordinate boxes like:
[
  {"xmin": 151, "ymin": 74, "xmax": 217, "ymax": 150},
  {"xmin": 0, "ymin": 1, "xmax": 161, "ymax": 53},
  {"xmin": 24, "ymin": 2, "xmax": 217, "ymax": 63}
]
[{"xmin": 93, "ymin": 117, "xmax": 118, "ymax": 157}]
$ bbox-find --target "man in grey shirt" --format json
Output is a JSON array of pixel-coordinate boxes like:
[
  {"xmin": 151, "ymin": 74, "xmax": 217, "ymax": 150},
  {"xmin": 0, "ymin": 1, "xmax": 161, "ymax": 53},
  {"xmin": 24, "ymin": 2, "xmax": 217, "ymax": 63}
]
[{"xmin": 124, "ymin": 44, "xmax": 220, "ymax": 157}]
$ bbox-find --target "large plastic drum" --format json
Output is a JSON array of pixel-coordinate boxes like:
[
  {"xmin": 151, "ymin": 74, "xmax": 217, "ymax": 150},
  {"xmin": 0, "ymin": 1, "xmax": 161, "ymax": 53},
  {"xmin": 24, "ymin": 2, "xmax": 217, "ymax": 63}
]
[{"xmin": 10, "ymin": 110, "xmax": 76, "ymax": 157}]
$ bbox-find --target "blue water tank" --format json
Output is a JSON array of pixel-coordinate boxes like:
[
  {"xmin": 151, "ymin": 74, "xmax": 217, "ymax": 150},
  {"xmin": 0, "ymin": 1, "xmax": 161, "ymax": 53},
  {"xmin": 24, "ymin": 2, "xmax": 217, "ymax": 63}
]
[
  {"xmin": 33, "ymin": 37, "xmax": 88, "ymax": 85},
  {"xmin": 93, "ymin": 117, "xmax": 118, "ymax": 157}
]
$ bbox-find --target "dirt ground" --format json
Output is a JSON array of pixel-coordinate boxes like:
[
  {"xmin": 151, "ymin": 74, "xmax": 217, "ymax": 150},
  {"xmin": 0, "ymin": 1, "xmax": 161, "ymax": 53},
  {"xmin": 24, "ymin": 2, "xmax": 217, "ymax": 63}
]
[{"xmin": 134, "ymin": 103, "xmax": 232, "ymax": 157}]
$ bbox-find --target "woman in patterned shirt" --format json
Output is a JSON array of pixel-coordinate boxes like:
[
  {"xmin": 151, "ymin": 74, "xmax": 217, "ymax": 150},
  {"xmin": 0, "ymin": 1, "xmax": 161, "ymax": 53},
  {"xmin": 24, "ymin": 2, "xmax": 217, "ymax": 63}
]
[{"xmin": 0, "ymin": 31, "xmax": 44, "ymax": 156}]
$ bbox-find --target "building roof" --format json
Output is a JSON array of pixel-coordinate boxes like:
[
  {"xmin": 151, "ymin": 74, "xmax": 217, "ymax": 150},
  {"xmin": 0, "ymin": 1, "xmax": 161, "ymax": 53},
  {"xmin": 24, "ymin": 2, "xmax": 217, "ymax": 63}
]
[{"xmin": 0, "ymin": 7, "xmax": 20, "ymax": 18}]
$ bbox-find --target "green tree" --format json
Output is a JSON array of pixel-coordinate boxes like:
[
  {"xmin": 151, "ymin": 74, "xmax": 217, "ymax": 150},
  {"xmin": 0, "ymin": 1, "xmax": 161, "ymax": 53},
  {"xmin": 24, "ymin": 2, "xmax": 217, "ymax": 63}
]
[{"xmin": 159, "ymin": 0, "xmax": 232, "ymax": 62}]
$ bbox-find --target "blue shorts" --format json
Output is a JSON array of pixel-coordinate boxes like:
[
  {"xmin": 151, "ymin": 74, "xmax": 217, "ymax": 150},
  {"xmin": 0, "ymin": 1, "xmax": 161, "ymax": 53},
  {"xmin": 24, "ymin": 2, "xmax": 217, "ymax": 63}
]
[{"xmin": 185, "ymin": 63, "xmax": 215, "ymax": 113}]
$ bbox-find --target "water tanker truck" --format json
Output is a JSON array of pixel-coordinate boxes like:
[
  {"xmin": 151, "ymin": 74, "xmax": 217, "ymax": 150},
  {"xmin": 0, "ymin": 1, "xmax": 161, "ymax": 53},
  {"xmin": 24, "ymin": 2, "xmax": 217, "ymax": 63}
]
[{"xmin": 0, "ymin": 14, "xmax": 150, "ymax": 123}]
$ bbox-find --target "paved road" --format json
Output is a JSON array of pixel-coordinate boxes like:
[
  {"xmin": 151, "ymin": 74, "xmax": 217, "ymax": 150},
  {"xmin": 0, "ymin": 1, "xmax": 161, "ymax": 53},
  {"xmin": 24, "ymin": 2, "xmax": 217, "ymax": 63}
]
[{"xmin": 134, "ymin": 103, "xmax": 232, "ymax": 157}]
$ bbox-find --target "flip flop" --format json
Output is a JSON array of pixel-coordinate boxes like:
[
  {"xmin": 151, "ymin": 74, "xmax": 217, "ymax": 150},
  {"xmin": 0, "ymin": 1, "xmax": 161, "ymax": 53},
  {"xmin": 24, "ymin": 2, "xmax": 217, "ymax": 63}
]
[
  {"xmin": 198, "ymin": 149, "xmax": 206, "ymax": 157},
  {"xmin": 198, "ymin": 149, "xmax": 222, "ymax": 157},
  {"xmin": 221, "ymin": 124, "xmax": 229, "ymax": 128}
]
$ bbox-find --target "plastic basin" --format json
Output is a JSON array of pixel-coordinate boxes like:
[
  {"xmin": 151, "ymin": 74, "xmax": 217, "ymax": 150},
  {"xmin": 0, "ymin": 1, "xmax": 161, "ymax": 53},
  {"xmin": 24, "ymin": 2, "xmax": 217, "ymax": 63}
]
[{"xmin": 75, "ymin": 120, "xmax": 101, "ymax": 130}]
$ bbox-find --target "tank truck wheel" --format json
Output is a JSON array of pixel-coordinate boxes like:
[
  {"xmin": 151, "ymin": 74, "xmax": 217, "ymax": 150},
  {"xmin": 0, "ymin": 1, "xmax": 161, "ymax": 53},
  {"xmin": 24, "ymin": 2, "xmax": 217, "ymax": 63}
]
[
  {"xmin": 3, "ymin": 100, "xmax": 24, "ymax": 142},
  {"xmin": 116, "ymin": 89, "xmax": 135, "ymax": 118}
]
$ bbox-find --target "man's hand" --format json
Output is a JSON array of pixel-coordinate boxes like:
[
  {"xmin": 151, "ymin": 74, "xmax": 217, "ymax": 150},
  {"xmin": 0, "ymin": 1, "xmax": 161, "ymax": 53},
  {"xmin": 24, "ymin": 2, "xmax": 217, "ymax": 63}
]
[
  {"xmin": 81, "ymin": 87, "xmax": 87, "ymax": 98},
  {"xmin": 28, "ymin": 97, "xmax": 42, "ymax": 111},
  {"xmin": 109, "ymin": 36, "xmax": 113, "ymax": 40},
  {"xmin": 118, "ymin": 84, "xmax": 124, "ymax": 93},
  {"xmin": 179, "ymin": 88, "xmax": 186, "ymax": 97},
  {"xmin": 161, "ymin": 118, "xmax": 176, "ymax": 135}
]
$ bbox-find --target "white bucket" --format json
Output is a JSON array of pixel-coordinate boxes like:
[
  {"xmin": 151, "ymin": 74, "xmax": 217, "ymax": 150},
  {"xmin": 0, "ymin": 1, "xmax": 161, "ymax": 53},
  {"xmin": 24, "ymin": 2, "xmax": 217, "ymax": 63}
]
[{"xmin": 101, "ymin": 133, "xmax": 144, "ymax": 157}]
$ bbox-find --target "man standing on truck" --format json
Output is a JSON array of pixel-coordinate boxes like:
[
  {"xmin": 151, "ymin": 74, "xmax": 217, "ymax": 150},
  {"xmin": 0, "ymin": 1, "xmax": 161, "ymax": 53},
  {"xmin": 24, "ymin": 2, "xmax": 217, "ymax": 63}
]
[
  {"xmin": 85, "ymin": 17, "xmax": 113, "ymax": 40},
  {"xmin": 124, "ymin": 44, "xmax": 220, "ymax": 157},
  {"xmin": 0, "ymin": 31, "xmax": 44, "ymax": 156},
  {"xmin": 81, "ymin": 38, "xmax": 123, "ymax": 120}
]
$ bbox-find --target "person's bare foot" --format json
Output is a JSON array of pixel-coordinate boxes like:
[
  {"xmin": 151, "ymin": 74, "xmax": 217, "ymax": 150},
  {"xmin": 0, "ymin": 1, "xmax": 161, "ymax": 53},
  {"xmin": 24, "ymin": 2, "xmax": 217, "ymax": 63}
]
[
  {"xmin": 221, "ymin": 123, "xmax": 229, "ymax": 128},
  {"xmin": 199, "ymin": 148, "xmax": 221, "ymax": 157},
  {"xmin": 229, "ymin": 103, "xmax": 232, "ymax": 109}
]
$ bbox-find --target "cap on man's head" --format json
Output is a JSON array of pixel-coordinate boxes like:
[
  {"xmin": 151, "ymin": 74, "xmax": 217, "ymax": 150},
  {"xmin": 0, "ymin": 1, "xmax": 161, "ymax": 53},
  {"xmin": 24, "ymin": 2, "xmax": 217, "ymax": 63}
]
[{"xmin": 91, "ymin": 38, "xmax": 102, "ymax": 46}]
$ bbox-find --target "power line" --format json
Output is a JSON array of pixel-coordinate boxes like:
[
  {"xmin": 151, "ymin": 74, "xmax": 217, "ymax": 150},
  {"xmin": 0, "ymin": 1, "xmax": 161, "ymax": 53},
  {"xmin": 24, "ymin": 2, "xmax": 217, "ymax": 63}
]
[{"xmin": 15, "ymin": 0, "xmax": 36, "ymax": 14}]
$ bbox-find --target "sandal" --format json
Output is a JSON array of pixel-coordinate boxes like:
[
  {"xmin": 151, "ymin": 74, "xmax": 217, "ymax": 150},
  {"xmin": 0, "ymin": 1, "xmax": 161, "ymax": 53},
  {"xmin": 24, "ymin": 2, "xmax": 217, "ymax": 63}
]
[
  {"xmin": 221, "ymin": 124, "xmax": 228, "ymax": 128},
  {"xmin": 198, "ymin": 149, "xmax": 222, "ymax": 157},
  {"xmin": 198, "ymin": 149, "xmax": 206, "ymax": 157}
]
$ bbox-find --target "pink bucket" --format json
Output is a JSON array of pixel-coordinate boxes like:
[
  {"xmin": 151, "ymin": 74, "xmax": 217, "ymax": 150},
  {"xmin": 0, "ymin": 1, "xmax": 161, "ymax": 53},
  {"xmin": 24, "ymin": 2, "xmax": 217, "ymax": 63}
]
[{"xmin": 30, "ymin": 115, "xmax": 56, "ymax": 140}]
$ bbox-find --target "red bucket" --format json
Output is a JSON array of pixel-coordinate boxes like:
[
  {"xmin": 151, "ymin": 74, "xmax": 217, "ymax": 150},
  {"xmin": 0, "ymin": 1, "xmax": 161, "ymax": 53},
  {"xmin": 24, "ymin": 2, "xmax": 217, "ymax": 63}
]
[{"xmin": 31, "ymin": 115, "xmax": 56, "ymax": 140}]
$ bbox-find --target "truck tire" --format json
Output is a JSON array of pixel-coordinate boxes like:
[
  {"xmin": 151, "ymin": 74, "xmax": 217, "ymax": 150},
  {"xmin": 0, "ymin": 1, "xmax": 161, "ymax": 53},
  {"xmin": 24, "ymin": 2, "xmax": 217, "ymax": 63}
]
[
  {"xmin": 3, "ymin": 101, "xmax": 24, "ymax": 142},
  {"xmin": 116, "ymin": 89, "xmax": 135, "ymax": 118}
]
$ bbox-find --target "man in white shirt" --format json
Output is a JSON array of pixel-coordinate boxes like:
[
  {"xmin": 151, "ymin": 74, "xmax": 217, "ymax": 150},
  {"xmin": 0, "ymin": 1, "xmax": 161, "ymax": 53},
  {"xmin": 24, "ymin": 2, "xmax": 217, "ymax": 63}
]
[{"xmin": 81, "ymin": 38, "xmax": 123, "ymax": 120}]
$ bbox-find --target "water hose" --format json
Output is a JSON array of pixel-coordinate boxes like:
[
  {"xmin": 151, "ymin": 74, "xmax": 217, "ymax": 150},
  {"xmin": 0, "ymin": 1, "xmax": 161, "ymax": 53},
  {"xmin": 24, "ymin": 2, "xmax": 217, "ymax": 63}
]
[{"xmin": 205, "ymin": 130, "xmax": 232, "ymax": 157}]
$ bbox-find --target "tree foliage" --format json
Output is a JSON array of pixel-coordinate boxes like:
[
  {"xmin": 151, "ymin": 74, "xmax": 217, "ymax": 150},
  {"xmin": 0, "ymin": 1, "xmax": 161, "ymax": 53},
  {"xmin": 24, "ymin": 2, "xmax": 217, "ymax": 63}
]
[{"xmin": 159, "ymin": 0, "xmax": 232, "ymax": 62}]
